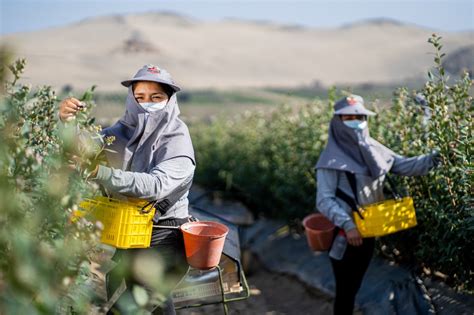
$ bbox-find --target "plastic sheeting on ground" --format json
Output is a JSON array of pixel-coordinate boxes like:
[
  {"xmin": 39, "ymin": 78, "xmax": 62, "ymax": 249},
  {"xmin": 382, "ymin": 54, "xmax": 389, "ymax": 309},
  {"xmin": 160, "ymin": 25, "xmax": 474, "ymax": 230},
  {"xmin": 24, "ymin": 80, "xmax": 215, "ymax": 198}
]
[
  {"xmin": 189, "ymin": 186, "xmax": 255, "ymax": 226},
  {"xmin": 241, "ymin": 219, "xmax": 471, "ymax": 315},
  {"xmin": 189, "ymin": 186, "xmax": 473, "ymax": 315}
]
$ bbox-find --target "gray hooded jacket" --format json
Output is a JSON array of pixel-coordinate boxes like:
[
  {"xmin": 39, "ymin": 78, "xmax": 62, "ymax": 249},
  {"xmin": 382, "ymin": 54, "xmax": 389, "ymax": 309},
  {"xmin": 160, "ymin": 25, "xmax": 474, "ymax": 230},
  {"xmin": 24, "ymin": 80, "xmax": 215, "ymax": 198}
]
[{"xmin": 95, "ymin": 87, "xmax": 195, "ymax": 220}]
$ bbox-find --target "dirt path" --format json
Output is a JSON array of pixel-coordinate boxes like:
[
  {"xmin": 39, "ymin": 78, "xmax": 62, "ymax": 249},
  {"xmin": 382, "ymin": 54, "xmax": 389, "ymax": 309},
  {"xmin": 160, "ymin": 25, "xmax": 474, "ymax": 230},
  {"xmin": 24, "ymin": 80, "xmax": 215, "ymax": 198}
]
[{"xmin": 176, "ymin": 258, "xmax": 334, "ymax": 315}]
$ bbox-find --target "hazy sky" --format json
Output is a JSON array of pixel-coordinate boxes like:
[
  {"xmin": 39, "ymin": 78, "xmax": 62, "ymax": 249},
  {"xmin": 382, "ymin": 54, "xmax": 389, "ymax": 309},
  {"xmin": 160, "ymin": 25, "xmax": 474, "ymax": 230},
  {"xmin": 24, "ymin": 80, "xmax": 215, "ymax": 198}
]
[{"xmin": 1, "ymin": 0, "xmax": 473, "ymax": 35}]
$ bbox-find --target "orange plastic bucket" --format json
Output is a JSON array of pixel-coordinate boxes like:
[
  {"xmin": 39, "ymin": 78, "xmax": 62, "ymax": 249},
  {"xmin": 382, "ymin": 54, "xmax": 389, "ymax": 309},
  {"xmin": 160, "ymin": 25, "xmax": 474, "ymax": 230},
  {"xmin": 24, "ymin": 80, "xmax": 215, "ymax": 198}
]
[
  {"xmin": 303, "ymin": 213, "xmax": 335, "ymax": 251},
  {"xmin": 180, "ymin": 221, "xmax": 229, "ymax": 270}
]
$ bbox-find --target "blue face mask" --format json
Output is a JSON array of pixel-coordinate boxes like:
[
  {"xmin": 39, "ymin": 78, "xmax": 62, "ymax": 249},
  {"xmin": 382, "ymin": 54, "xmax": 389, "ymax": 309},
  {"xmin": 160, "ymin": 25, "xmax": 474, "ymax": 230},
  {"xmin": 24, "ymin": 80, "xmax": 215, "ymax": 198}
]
[{"xmin": 343, "ymin": 120, "xmax": 367, "ymax": 130}]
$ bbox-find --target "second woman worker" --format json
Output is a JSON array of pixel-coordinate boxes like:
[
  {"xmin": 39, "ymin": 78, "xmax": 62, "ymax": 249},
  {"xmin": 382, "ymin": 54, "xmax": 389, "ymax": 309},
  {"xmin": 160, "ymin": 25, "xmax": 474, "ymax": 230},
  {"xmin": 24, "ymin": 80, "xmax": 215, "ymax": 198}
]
[{"xmin": 315, "ymin": 95, "xmax": 439, "ymax": 315}]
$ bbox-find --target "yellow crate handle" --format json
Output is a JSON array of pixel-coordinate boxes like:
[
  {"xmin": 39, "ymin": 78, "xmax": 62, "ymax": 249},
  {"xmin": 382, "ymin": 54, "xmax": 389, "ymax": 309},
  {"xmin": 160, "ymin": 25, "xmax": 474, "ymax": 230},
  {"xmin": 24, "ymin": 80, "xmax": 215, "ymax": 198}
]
[{"xmin": 140, "ymin": 200, "xmax": 158, "ymax": 214}]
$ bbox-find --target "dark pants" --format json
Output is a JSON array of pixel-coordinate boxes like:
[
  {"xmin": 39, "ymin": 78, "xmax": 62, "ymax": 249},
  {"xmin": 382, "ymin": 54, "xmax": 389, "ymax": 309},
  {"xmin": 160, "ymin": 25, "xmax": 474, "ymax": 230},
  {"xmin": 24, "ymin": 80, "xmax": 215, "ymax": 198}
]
[
  {"xmin": 330, "ymin": 237, "xmax": 375, "ymax": 315},
  {"xmin": 106, "ymin": 218, "xmax": 190, "ymax": 315}
]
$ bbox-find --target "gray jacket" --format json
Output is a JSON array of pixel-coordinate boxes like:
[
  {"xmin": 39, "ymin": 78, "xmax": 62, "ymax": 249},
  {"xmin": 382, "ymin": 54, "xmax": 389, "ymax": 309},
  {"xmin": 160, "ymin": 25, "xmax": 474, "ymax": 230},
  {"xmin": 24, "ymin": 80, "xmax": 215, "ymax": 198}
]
[
  {"xmin": 94, "ymin": 90, "xmax": 195, "ymax": 220},
  {"xmin": 59, "ymin": 90, "xmax": 196, "ymax": 220}
]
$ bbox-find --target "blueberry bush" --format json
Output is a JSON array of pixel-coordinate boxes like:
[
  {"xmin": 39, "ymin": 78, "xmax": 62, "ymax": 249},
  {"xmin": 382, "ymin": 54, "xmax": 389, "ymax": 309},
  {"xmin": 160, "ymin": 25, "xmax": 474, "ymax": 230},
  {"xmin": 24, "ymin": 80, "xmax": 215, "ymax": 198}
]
[
  {"xmin": 0, "ymin": 57, "xmax": 104, "ymax": 313},
  {"xmin": 190, "ymin": 35, "xmax": 473, "ymax": 290}
]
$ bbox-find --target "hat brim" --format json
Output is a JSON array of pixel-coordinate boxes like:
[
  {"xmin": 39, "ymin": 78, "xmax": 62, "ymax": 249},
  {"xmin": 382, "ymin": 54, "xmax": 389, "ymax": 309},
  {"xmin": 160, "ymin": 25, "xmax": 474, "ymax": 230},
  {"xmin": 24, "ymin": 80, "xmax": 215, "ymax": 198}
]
[
  {"xmin": 121, "ymin": 77, "xmax": 181, "ymax": 92},
  {"xmin": 334, "ymin": 106, "xmax": 376, "ymax": 116}
]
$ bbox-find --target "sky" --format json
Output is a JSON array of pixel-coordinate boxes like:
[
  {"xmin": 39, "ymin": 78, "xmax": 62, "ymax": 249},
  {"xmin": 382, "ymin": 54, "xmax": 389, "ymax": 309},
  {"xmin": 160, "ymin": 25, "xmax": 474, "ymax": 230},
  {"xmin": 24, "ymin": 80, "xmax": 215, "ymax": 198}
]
[{"xmin": 1, "ymin": 0, "xmax": 473, "ymax": 35}]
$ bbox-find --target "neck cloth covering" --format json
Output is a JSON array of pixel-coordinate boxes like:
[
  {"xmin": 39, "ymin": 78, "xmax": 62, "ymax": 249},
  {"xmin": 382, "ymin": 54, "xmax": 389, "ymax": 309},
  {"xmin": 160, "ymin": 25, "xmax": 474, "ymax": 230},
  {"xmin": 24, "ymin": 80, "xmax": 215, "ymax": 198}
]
[
  {"xmin": 103, "ymin": 72, "xmax": 195, "ymax": 172},
  {"xmin": 316, "ymin": 95, "xmax": 395, "ymax": 178}
]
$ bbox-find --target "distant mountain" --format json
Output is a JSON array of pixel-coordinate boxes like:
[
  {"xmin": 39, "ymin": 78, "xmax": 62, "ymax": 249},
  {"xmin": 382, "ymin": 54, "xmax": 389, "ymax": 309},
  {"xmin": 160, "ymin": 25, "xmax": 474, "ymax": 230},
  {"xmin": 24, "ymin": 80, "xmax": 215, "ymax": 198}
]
[
  {"xmin": 340, "ymin": 18, "xmax": 407, "ymax": 29},
  {"xmin": 1, "ymin": 12, "xmax": 472, "ymax": 92}
]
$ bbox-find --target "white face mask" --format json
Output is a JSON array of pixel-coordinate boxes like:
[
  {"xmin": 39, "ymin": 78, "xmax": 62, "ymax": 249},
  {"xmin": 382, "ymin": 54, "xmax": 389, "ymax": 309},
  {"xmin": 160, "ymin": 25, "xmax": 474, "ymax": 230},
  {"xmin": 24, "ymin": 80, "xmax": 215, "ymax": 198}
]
[
  {"xmin": 139, "ymin": 100, "xmax": 168, "ymax": 112},
  {"xmin": 343, "ymin": 120, "xmax": 367, "ymax": 130}
]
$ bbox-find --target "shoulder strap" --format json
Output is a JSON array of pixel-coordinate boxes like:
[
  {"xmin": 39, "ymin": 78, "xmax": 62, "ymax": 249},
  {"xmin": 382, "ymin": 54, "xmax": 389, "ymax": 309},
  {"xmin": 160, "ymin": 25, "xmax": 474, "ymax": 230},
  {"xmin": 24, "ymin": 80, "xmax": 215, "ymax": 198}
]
[
  {"xmin": 336, "ymin": 188, "xmax": 364, "ymax": 220},
  {"xmin": 335, "ymin": 172, "xmax": 364, "ymax": 220},
  {"xmin": 154, "ymin": 174, "xmax": 194, "ymax": 222},
  {"xmin": 345, "ymin": 172, "xmax": 359, "ymax": 204},
  {"xmin": 385, "ymin": 174, "xmax": 402, "ymax": 199},
  {"xmin": 140, "ymin": 174, "xmax": 194, "ymax": 223}
]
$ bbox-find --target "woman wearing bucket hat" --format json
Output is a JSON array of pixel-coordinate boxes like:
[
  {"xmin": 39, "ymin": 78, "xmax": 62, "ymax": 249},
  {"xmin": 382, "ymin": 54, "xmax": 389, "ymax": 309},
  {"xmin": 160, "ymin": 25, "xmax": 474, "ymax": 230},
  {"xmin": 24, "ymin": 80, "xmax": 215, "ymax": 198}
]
[
  {"xmin": 315, "ymin": 95, "xmax": 440, "ymax": 315},
  {"xmin": 59, "ymin": 65, "xmax": 195, "ymax": 314}
]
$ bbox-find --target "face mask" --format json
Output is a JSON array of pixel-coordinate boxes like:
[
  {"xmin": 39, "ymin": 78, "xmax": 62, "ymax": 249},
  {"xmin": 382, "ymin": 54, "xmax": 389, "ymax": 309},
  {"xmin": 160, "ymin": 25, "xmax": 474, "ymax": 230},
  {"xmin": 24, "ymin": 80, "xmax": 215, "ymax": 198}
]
[
  {"xmin": 343, "ymin": 120, "xmax": 367, "ymax": 130},
  {"xmin": 139, "ymin": 100, "xmax": 168, "ymax": 112}
]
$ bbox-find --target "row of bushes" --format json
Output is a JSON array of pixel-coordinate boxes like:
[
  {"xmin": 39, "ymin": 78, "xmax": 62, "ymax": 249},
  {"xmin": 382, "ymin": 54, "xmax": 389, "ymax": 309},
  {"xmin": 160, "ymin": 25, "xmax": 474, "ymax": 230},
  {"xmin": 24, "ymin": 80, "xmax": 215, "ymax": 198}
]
[
  {"xmin": 1, "ymin": 56, "xmax": 175, "ymax": 313},
  {"xmin": 190, "ymin": 35, "xmax": 473, "ymax": 291},
  {"xmin": 0, "ymin": 58, "xmax": 102, "ymax": 313}
]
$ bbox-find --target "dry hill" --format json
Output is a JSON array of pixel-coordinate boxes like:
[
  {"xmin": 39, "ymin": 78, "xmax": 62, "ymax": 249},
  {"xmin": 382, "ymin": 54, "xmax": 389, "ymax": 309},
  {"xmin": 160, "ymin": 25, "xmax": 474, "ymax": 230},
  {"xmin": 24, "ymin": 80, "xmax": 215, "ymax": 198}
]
[{"xmin": 2, "ymin": 12, "xmax": 473, "ymax": 92}]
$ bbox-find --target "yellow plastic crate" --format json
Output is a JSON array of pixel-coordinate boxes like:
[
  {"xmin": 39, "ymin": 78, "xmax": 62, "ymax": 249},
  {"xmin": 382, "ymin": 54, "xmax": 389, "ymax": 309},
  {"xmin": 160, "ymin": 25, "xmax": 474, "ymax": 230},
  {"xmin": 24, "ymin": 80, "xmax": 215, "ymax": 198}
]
[
  {"xmin": 354, "ymin": 197, "xmax": 417, "ymax": 238},
  {"xmin": 78, "ymin": 196, "xmax": 156, "ymax": 249}
]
